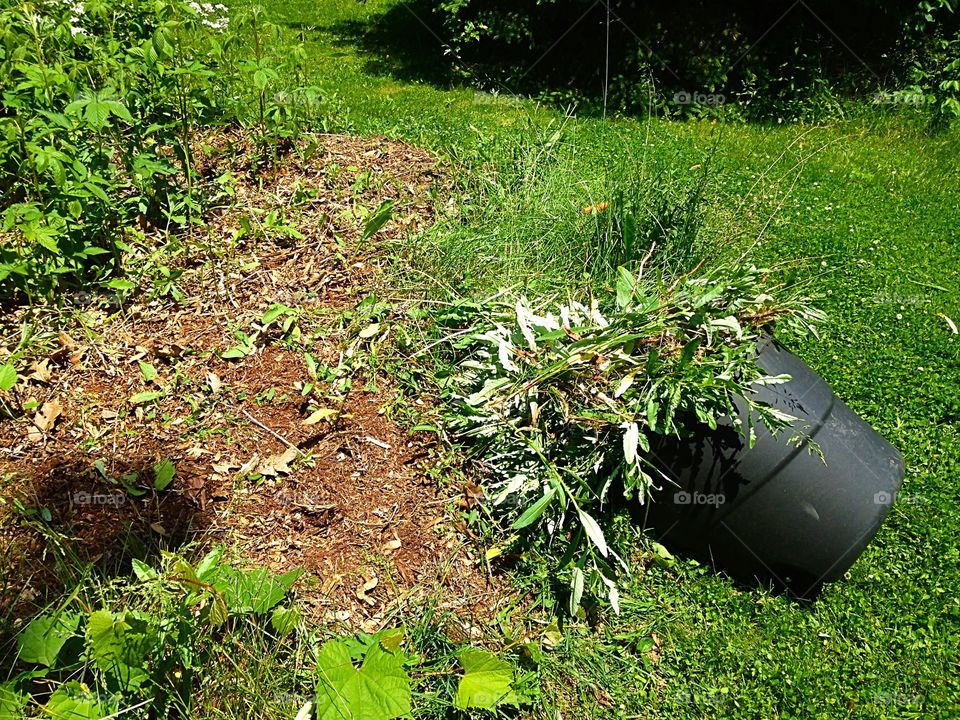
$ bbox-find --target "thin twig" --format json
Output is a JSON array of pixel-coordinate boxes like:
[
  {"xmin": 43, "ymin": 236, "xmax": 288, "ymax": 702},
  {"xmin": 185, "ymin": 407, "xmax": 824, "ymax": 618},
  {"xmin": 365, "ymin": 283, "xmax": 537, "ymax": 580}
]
[{"xmin": 239, "ymin": 407, "xmax": 305, "ymax": 457}]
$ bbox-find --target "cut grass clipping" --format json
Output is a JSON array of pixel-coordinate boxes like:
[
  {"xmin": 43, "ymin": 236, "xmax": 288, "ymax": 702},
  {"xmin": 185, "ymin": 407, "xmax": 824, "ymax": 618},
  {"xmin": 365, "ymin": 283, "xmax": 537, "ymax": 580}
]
[{"xmin": 444, "ymin": 263, "xmax": 823, "ymax": 612}]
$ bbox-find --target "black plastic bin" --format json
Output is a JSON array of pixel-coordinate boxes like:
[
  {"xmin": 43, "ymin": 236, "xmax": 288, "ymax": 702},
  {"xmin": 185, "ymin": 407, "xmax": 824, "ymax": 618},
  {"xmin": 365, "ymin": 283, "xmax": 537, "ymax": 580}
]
[{"xmin": 643, "ymin": 337, "xmax": 905, "ymax": 598}]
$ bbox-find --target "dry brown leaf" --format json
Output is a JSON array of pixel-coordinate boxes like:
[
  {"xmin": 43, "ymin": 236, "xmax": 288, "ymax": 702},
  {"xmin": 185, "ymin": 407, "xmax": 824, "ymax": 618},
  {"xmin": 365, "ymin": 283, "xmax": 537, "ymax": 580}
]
[
  {"xmin": 463, "ymin": 481, "xmax": 484, "ymax": 509},
  {"xmin": 30, "ymin": 398, "xmax": 63, "ymax": 441},
  {"xmin": 381, "ymin": 538, "xmax": 402, "ymax": 554},
  {"xmin": 258, "ymin": 446, "xmax": 299, "ymax": 477},
  {"xmin": 356, "ymin": 574, "xmax": 378, "ymax": 606},
  {"xmin": 207, "ymin": 372, "xmax": 222, "ymax": 393},
  {"xmin": 320, "ymin": 575, "xmax": 342, "ymax": 595},
  {"xmin": 238, "ymin": 454, "xmax": 260, "ymax": 475},
  {"xmin": 28, "ymin": 359, "xmax": 52, "ymax": 384},
  {"xmin": 58, "ymin": 331, "xmax": 76, "ymax": 350}
]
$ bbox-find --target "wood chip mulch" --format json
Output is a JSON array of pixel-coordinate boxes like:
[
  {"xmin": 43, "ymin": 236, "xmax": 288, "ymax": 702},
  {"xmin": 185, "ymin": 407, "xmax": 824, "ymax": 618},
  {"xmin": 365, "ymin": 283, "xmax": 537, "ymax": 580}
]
[{"xmin": 0, "ymin": 132, "xmax": 508, "ymax": 633}]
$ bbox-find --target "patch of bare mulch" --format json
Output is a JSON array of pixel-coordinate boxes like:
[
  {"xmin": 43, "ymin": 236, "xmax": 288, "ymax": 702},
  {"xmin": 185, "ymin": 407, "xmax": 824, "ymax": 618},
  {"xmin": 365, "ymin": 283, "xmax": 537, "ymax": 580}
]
[{"xmin": 0, "ymin": 132, "xmax": 507, "ymax": 633}]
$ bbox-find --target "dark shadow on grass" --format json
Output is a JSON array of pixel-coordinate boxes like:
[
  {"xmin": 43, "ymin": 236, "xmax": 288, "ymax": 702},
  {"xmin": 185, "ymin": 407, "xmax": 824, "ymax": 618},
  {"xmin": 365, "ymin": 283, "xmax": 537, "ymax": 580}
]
[
  {"xmin": 305, "ymin": 0, "xmax": 953, "ymax": 122},
  {"xmin": 0, "ymin": 454, "xmax": 205, "ymax": 635},
  {"xmin": 289, "ymin": 1, "xmax": 460, "ymax": 89}
]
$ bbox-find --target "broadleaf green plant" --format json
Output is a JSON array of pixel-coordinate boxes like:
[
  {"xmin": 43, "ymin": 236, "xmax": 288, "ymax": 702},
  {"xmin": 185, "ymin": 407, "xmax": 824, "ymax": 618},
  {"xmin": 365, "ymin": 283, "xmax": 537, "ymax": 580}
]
[
  {"xmin": 314, "ymin": 638, "xmax": 412, "ymax": 720},
  {"xmin": 455, "ymin": 649, "xmax": 518, "ymax": 710}
]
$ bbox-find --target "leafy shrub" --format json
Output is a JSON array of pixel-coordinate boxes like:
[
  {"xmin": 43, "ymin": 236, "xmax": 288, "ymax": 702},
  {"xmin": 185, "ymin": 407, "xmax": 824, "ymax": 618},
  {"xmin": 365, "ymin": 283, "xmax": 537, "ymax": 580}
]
[
  {"xmin": 0, "ymin": 0, "xmax": 226, "ymax": 301},
  {"xmin": 444, "ymin": 264, "xmax": 822, "ymax": 611},
  {"xmin": 2, "ymin": 547, "xmax": 532, "ymax": 718},
  {"xmin": 4, "ymin": 547, "xmax": 301, "ymax": 717},
  {"xmin": 0, "ymin": 0, "xmax": 324, "ymax": 303},
  {"xmin": 902, "ymin": 0, "xmax": 960, "ymax": 126}
]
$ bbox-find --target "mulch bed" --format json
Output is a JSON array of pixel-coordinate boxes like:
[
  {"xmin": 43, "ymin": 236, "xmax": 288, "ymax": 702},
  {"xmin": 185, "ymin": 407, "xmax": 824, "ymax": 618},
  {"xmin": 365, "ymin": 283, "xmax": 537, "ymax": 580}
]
[{"xmin": 0, "ymin": 132, "xmax": 505, "ymax": 632}]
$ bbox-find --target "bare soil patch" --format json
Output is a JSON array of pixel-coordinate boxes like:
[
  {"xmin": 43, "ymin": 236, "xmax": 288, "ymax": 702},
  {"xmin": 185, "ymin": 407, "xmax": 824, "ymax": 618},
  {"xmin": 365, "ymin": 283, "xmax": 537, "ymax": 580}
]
[{"xmin": 0, "ymin": 132, "xmax": 504, "ymax": 632}]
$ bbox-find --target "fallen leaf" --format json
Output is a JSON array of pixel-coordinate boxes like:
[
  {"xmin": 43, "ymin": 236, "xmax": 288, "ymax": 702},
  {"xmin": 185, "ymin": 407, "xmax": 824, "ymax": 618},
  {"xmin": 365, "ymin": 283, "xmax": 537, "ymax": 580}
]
[
  {"xmin": 238, "ymin": 454, "xmax": 260, "ymax": 475},
  {"xmin": 356, "ymin": 574, "xmax": 378, "ymax": 606},
  {"xmin": 58, "ymin": 331, "xmax": 76, "ymax": 350},
  {"xmin": 463, "ymin": 481, "xmax": 484, "ymax": 508},
  {"xmin": 207, "ymin": 372, "xmax": 222, "ymax": 393},
  {"xmin": 150, "ymin": 522, "xmax": 167, "ymax": 536},
  {"xmin": 28, "ymin": 359, "xmax": 52, "ymax": 383},
  {"xmin": 381, "ymin": 538, "xmax": 402, "ymax": 554},
  {"xmin": 303, "ymin": 407, "xmax": 337, "ymax": 425},
  {"xmin": 320, "ymin": 575, "xmax": 341, "ymax": 595},
  {"xmin": 31, "ymin": 399, "xmax": 63, "ymax": 437},
  {"xmin": 258, "ymin": 446, "xmax": 299, "ymax": 477}
]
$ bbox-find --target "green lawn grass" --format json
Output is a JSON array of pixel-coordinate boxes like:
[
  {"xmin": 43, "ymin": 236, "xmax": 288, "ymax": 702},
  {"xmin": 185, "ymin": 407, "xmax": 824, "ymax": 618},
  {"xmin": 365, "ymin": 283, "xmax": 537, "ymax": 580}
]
[{"xmin": 222, "ymin": 1, "xmax": 960, "ymax": 716}]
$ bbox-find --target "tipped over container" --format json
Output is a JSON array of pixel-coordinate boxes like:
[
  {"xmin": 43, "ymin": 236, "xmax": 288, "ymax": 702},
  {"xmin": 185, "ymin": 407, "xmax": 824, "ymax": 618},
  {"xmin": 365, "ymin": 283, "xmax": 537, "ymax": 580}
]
[{"xmin": 642, "ymin": 337, "xmax": 905, "ymax": 598}]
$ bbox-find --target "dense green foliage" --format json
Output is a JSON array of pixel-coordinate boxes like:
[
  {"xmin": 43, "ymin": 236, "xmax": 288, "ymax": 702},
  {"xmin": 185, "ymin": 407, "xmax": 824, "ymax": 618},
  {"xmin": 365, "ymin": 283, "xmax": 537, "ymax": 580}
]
[
  {"xmin": 2, "ymin": 548, "xmax": 528, "ymax": 718},
  {"xmin": 430, "ymin": 0, "xmax": 960, "ymax": 121},
  {"xmin": 4, "ymin": 548, "xmax": 301, "ymax": 717},
  {"xmin": 0, "ymin": 0, "xmax": 323, "ymax": 302},
  {"xmin": 444, "ymin": 266, "xmax": 821, "ymax": 608}
]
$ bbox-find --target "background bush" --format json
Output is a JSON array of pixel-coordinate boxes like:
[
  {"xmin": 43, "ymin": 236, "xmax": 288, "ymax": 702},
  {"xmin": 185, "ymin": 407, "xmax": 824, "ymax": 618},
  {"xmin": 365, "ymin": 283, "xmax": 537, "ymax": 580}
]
[{"xmin": 431, "ymin": 0, "xmax": 960, "ymax": 121}]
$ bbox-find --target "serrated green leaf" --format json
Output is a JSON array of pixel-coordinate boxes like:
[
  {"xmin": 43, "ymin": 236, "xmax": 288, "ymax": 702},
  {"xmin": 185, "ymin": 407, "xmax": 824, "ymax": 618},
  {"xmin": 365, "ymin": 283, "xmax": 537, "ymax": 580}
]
[
  {"xmin": 172, "ymin": 557, "xmax": 199, "ymax": 584},
  {"xmin": 377, "ymin": 627, "xmax": 404, "ymax": 653},
  {"xmin": 271, "ymin": 605, "xmax": 299, "ymax": 637},
  {"xmin": 454, "ymin": 649, "xmax": 517, "ymax": 710},
  {"xmin": 85, "ymin": 610, "xmax": 156, "ymax": 691},
  {"xmin": 43, "ymin": 681, "xmax": 113, "ymax": 720},
  {"xmin": 131, "ymin": 559, "xmax": 158, "ymax": 582},
  {"xmin": 0, "ymin": 364, "xmax": 16, "ymax": 392},
  {"xmin": 105, "ymin": 99, "xmax": 133, "ymax": 123},
  {"xmin": 361, "ymin": 200, "xmax": 393, "ymax": 242},
  {"xmin": 212, "ymin": 566, "xmax": 302, "ymax": 614},
  {"xmin": 153, "ymin": 458, "xmax": 175, "ymax": 491},
  {"xmin": 83, "ymin": 98, "xmax": 110, "ymax": 129},
  {"xmin": 196, "ymin": 546, "xmax": 225, "ymax": 582},
  {"xmin": 0, "ymin": 681, "xmax": 26, "ymax": 719},
  {"xmin": 18, "ymin": 612, "xmax": 81, "ymax": 667},
  {"xmin": 315, "ymin": 640, "xmax": 411, "ymax": 720}
]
